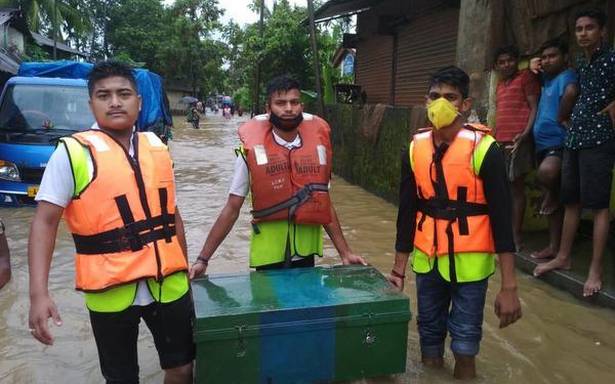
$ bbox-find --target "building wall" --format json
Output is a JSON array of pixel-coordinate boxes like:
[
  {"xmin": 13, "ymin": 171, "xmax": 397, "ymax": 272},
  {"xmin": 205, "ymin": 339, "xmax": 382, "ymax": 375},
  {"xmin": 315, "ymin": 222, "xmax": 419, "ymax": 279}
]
[
  {"xmin": 7, "ymin": 27, "xmax": 23, "ymax": 53},
  {"xmin": 353, "ymin": 0, "xmax": 460, "ymax": 107},
  {"xmin": 167, "ymin": 89, "xmax": 193, "ymax": 113},
  {"xmin": 326, "ymin": 104, "xmax": 413, "ymax": 204},
  {"xmin": 394, "ymin": 8, "xmax": 459, "ymax": 106},
  {"xmin": 354, "ymin": 35, "xmax": 394, "ymax": 105}
]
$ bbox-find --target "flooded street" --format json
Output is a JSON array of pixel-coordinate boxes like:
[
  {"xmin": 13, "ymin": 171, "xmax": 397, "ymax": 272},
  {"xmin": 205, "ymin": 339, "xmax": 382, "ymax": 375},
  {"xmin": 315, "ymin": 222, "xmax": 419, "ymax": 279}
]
[{"xmin": 1, "ymin": 113, "xmax": 615, "ymax": 383}]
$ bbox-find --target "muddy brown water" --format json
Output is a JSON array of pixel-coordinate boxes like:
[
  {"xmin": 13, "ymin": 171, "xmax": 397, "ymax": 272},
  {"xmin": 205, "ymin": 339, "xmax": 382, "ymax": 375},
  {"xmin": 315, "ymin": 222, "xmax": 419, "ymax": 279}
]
[{"xmin": 1, "ymin": 114, "xmax": 614, "ymax": 383}]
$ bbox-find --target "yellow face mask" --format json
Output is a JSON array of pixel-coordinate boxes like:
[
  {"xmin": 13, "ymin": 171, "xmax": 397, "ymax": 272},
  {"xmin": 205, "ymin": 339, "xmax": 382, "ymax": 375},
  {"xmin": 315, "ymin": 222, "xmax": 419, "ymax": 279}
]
[{"xmin": 427, "ymin": 97, "xmax": 461, "ymax": 130}]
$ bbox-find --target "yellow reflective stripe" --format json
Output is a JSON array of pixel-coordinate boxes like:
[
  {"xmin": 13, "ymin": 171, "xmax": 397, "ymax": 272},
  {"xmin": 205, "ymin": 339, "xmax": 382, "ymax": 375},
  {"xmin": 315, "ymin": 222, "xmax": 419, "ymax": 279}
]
[
  {"xmin": 85, "ymin": 283, "xmax": 137, "ymax": 313},
  {"xmin": 249, "ymin": 221, "xmax": 323, "ymax": 267},
  {"xmin": 147, "ymin": 271, "xmax": 190, "ymax": 303},
  {"xmin": 409, "ymin": 140, "xmax": 415, "ymax": 172},
  {"xmin": 60, "ymin": 137, "xmax": 90, "ymax": 196},
  {"xmin": 235, "ymin": 145, "xmax": 247, "ymax": 161},
  {"xmin": 471, "ymin": 135, "xmax": 496, "ymax": 175},
  {"xmin": 412, "ymin": 248, "xmax": 495, "ymax": 283},
  {"xmin": 85, "ymin": 272, "xmax": 189, "ymax": 312}
]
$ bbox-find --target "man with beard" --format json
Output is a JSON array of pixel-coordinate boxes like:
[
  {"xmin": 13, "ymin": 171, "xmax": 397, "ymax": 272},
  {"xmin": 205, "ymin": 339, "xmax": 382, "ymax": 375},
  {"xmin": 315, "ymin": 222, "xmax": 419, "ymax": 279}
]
[{"xmin": 190, "ymin": 75, "xmax": 366, "ymax": 277}]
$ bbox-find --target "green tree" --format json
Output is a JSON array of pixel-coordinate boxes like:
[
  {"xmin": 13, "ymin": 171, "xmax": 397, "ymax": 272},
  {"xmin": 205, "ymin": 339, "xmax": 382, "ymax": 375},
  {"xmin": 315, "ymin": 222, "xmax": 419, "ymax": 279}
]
[
  {"xmin": 0, "ymin": 0, "xmax": 90, "ymax": 36},
  {"xmin": 223, "ymin": 0, "xmax": 344, "ymax": 111},
  {"xmin": 156, "ymin": 0, "xmax": 225, "ymax": 95},
  {"xmin": 105, "ymin": 0, "xmax": 168, "ymax": 71}
]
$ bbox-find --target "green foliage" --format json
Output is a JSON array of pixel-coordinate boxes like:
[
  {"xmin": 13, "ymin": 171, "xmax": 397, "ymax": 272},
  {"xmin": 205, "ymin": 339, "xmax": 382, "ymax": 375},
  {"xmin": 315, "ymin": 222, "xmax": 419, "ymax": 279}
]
[
  {"xmin": 106, "ymin": 0, "xmax": 168, "ymax": 72},
  {"xmin": 6, "ymin": 0, "xmax": 344, "ymax": 110},
  {"xmin": 0, "ymin": 0, "xmax": 91, "ymax": 36},
  {"xmin": 223, "ymin": 0, "xmax": 344, "ymax": 112},
  {"xmin": 23, "ymin": 41, "xmax": 50, "ymax": 61},
  {"xmin": 232, "ymin": 86, "xmax": 251, "ymax": 110}
]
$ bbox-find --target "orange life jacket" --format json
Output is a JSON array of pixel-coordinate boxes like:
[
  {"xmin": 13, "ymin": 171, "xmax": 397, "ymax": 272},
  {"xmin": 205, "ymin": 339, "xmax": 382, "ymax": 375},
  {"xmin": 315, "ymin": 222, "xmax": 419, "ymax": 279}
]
[
  {"xmin": 411, "ymin": 124, "xmax": 496, "ymax": 283},
  {"xmin": 64, "ymin": 130, "xmax": 187, "ymax": 292},
  {"xmin": 239, "ymin": 113, "xmax": 332, "ymax": 225}
]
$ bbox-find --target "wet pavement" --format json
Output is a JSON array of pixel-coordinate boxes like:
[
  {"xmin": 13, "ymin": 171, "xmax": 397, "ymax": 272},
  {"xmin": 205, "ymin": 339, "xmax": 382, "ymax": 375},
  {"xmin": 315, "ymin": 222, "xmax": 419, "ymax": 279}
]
[{"xmin": 1, "ymin": 113, "xmax": 614, "ymax": 383}]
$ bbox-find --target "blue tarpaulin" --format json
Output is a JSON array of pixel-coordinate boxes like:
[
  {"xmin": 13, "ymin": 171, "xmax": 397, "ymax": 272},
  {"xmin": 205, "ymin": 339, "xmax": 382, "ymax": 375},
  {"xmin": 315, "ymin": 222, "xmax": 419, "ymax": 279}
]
[{"xmin": 18, "ymin": 61, "xmax": 173, "ymax": 131}]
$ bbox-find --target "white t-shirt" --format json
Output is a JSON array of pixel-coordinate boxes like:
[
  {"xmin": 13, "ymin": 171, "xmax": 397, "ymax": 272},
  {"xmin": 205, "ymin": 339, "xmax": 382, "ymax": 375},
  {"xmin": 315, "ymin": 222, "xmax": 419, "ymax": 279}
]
[
  {"xmin": 229, "ymin": 130, "xmax": 302, "ymax": 197},
  {"xmin": 36, "ymin": 127, "xmax": 154, "ymax": 306}
]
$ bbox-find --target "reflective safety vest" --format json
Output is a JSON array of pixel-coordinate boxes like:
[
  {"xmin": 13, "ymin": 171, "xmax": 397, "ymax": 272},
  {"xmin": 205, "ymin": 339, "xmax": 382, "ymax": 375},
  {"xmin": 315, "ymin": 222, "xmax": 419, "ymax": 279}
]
[
  {"xmin": 410, "ymin": 124, "xmax": 497, "ymax": 283},
  {"xmin": 238, "ymin": 113, "xmax": 333, "ymax": 225},
  {"xmin": 60, "ymin": 130, "xmax": 189, "ymax": 311},
  {"xmin": 249, "ymin": 221, "xmax": 323, "ymax": 267},
  {"xmin": 238, "ymin": 113, "xmax": 332, "ymax": 267}
]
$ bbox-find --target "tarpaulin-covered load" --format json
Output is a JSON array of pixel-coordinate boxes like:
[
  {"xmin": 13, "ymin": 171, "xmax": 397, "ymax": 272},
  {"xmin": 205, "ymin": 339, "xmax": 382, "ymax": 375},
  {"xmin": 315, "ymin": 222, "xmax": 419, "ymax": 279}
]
[{"xmin": 18, "ymin": 61, "xmax": 173, "ymax": 133}]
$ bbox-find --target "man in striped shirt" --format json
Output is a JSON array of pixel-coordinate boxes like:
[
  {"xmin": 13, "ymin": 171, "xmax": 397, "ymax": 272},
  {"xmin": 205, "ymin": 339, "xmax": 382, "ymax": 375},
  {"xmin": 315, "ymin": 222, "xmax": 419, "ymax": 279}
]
[{"xmin": 494, "ymin": 46, "xmax": 540, "ymax": 251}]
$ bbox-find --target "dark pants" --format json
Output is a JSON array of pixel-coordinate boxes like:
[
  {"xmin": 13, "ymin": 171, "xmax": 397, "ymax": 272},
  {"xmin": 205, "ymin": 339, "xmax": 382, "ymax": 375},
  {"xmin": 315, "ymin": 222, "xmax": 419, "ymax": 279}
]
[
  {"xmin": 560, "ymin": 140, "xmax": 615, "ymax": 209},
  {"xmin": 89, "ymin": 292, "xmax": 195, "ymax": 384},
  {"xmin": 416, "ymin": 268, "xmax": 488, "ymax": 358}
]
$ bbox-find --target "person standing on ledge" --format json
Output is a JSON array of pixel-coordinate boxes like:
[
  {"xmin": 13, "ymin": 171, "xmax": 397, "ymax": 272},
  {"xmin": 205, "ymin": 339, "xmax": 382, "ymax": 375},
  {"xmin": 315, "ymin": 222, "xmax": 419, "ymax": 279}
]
[{"xmin": 534, "ymin": 8, "xmax": 615, "ymax": 297}]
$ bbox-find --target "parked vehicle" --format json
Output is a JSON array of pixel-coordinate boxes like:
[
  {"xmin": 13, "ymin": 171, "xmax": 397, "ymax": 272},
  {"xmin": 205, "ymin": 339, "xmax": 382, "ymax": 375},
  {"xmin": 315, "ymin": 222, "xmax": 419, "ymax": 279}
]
[
  {"xmin": 0, "ymin": 76, "xmax": 92, "ymax": 206},
  {"xmin": 0, "ymin": 61, "xmax": 173, "ymax": 207}
]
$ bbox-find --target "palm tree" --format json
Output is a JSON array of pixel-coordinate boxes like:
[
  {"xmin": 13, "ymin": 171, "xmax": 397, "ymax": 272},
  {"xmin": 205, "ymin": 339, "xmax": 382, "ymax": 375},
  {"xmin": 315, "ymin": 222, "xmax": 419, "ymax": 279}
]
[{"xmin": 0, "ymin": 0, "xmax": 90, "ymax": 37}]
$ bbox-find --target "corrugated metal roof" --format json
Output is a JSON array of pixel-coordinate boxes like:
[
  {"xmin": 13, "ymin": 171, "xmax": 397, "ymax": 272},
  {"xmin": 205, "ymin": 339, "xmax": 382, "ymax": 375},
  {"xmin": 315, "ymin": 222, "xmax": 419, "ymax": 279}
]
[
  {"xmin": 305, "ymin": 0, "xmax": 380, "ymax": 24},
  {"xmin": 31, "ymin": 32, "xmax": 87, "ymax": 57},
  {"xmin": 0, "ymin": 50, "xmax": 20, "ymax": 74},
  {"xmin": 0, "ymin": 8, "xmax": 30, "ymax": 35}
]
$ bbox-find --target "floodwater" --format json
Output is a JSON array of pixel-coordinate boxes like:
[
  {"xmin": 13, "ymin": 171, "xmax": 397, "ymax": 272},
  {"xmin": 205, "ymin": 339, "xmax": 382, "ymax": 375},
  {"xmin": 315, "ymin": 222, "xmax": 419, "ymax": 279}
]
[{"xmin": 1, "ymin": 113, "xmax": 614, "ymax": 383}]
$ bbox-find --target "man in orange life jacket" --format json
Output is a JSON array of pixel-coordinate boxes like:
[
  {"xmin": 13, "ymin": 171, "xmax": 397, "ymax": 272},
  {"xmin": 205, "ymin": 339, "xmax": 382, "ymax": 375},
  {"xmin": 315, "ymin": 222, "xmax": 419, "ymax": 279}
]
[
  {"xmin": 28, "ymin": 61, "xmax": 194, "ymax": 384},
  {"xmin": 190, "ymin": 75, "xmax": 366, "ymax": 278},
  {"xmin": 388, "ymin": 66, "xmax": 522, "ymax": 379}
]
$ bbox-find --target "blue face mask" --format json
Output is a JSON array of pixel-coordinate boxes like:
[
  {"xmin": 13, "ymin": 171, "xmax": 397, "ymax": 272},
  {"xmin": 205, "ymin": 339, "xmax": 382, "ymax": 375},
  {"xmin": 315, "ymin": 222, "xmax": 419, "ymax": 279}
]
[{"xmin": 269, "ymin": 112, "xmax": 304, "ymax": 132}]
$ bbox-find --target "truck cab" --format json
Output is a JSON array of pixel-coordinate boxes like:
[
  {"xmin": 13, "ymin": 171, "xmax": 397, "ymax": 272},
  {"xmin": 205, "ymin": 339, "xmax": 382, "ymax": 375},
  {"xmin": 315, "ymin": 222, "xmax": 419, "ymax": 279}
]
[{"xmin": 0, "ymin": 76, "xmax": 93, "ymax": 206}]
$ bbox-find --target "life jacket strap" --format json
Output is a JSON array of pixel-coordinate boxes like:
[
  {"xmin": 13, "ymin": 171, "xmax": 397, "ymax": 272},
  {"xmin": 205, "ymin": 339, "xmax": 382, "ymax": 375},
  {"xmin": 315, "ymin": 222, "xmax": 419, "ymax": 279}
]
[
  {"xmin": 417, "ymin": 187, "xmax": 489, "ymax": 286},
  {"xmin": 73, "ymin": 194, "xmax": 176, "ymax": 255},
  {"xmin": 72, "ymin": 213, "xmax": 176, "ymax": 254},
  {"xmin": 158, "ymin": 188, "xmax": 173, "ymax": 243},
  {"xmin": 251, "ymin": 183, "xmax": 329, "ymax": 220},
  {"xmin": 416, "ymin": 197, "xmax": 489, "ymax": 222}
]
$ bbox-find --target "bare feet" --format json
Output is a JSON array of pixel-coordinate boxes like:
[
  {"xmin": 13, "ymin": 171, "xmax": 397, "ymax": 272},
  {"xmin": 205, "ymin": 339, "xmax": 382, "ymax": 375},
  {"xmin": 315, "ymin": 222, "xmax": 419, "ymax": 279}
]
[
  {"xmin": 530, "ymin": 246, "xmax": 555, "ymax": 260},
  {"xmin": 583, "ymin": 271, "xmax": 602, "ymax": 297},
  {"xmin": 533, "ymin": 256, "xmax": 571, "ymax": 277},
  {"xmin": 453, "ymin": 353, "xmax": 476, "ymax": 380}
]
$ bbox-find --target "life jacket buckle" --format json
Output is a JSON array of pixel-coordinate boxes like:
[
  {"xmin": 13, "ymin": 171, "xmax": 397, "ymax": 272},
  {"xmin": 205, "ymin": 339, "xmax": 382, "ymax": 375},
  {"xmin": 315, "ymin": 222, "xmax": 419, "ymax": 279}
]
[{"xmin": 121, "ymin": 222, "xmax": 144, "ymax": 252}]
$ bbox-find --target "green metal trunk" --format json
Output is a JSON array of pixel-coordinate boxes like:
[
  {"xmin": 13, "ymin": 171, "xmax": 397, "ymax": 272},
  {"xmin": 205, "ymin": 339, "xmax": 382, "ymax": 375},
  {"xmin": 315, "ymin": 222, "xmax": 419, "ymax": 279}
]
[{"xmin": 192, "ymin": 265, "xmax": 411, "ymax": 384}]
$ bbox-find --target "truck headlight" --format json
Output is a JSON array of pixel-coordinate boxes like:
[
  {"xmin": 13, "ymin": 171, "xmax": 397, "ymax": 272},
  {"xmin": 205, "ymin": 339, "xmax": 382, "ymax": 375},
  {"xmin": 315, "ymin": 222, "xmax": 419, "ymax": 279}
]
[{"xmin": 0, "ymin": 160, "xmax": 21, "ymax": 182}]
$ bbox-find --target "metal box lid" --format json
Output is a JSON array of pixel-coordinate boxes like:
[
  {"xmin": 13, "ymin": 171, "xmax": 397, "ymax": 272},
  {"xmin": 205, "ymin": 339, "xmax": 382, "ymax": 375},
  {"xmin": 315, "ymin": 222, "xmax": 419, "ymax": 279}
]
[{"xmin": 192, "ymin": 265, "xmax": 411, "ymax": 341}]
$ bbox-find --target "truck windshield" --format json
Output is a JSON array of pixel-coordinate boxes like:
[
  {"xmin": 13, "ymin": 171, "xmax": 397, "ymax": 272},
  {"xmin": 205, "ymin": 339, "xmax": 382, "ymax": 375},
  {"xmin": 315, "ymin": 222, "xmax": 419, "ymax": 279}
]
[{"xmin": 0, "ymin": 84, "xmax": 94, "ymax": 132}]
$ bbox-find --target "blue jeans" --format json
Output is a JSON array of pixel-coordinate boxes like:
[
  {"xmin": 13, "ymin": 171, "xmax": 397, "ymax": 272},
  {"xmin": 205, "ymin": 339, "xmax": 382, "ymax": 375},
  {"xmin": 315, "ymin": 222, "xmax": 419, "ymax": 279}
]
[{"xmin": 416, "ymin": 267, "xmax": 488, "ymax": 357}]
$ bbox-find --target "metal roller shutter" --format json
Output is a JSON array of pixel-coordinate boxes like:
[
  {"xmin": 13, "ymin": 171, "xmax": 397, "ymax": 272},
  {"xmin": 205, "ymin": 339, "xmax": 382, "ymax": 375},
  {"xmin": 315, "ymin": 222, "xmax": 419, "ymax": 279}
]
[
  {"xmin": 355, "ymin": 35, "xmax": 394, "ymax": 105},
  {"xmin": 394, "ymin": 8, "xmax": 459, "ymax": 106}
]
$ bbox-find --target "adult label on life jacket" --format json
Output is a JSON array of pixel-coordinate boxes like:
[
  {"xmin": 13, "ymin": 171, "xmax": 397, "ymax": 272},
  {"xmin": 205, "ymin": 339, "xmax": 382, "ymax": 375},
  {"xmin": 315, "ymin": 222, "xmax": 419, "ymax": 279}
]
[
  {"xmin": 317, "ymin": 145, "xmax": 327, "ymax": 165},
  {"xmin": 254, "ymin": 144, "xmax": 268, "ymax": 165},
  {"xmin": 85, "ymin": 134, "xmax": 111, "ymax": 152}
]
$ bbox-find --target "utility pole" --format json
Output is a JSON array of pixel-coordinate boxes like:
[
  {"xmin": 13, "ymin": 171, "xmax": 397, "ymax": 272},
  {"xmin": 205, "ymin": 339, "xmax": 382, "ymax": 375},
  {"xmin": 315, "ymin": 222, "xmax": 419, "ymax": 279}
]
[
  {"xmin": 307, "ymin": 0, "xmax": 324, "ymax": 117},
  {"xmin": 252, "ymin": 0, "xmax": 265, "ymax": 117},
  {"xmin": 53, "ymin": 0, "xmax": 57, "ymax": 60}
]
